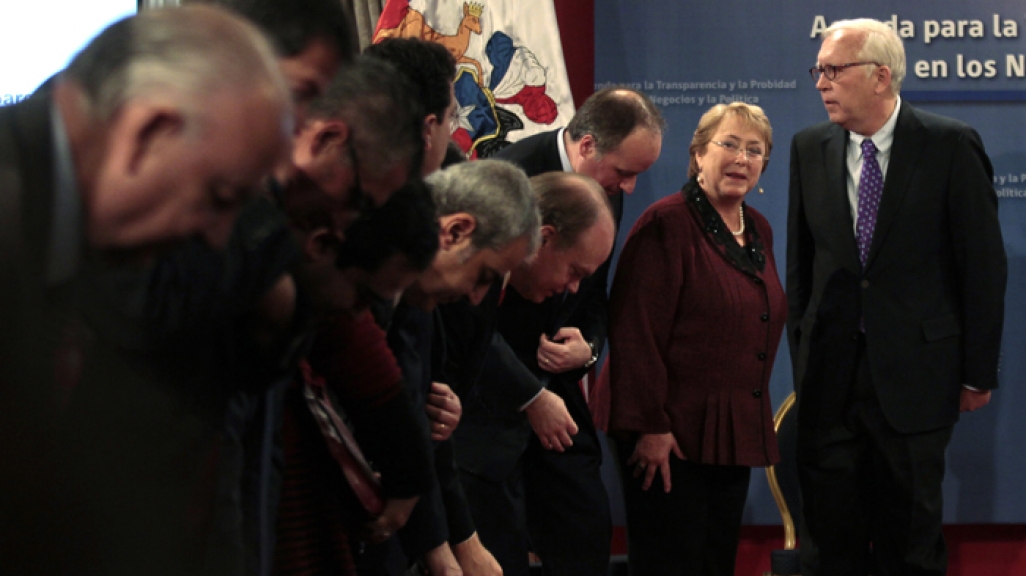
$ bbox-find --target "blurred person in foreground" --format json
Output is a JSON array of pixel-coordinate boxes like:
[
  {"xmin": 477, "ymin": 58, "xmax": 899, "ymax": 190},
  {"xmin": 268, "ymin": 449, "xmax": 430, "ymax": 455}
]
[
  {"xmin": 0, "ymin": 6, "xmax": 292, "ymax": 575},
  {"xmin": 607, "ymin": 102, "xmax": 785, "ymax": 576}
]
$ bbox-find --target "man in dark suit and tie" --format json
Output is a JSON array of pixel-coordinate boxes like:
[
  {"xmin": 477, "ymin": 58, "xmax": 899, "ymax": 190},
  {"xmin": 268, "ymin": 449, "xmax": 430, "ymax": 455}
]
[{"xmin": 787, "ymin": 18, "xmax": 1006, "ymax": 576}]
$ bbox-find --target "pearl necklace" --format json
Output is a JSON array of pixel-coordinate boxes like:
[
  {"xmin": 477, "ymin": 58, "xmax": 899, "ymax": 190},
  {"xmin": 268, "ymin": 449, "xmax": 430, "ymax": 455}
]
[{"xmin": 730, "ymin": 204, "xmax": 745, "ymax": 236}]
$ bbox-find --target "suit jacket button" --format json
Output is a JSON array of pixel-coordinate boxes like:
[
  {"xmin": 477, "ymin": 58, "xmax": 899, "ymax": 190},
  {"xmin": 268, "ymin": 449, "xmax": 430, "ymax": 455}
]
[
  {"xmin": 860, "ymin": 279, "xmax": 870, "ymax": 288},
  {"xmin": 752, "ymin": 389, "xmax": 763, "ymax": 398},
  {"xmin": 757, "ymin": 352, "xmax": 767, "ymax": 360},
  {"xmin": 760, "ymin": 313, "xmax": 770, "ymax": 322}
]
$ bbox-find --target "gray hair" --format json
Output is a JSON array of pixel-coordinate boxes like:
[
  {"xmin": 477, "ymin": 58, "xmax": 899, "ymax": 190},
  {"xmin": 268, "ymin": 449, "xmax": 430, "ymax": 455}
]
[
  {"xmin": 63, "ymin": 5, "xmax": 290, "ymax": 123},
  {"xmin": 824, "ymin": 18, "xmax": 906, "ymax": 95},
  {"xmin": 426, "ymin": 159, "xmax": 541, "ymax": 253}
]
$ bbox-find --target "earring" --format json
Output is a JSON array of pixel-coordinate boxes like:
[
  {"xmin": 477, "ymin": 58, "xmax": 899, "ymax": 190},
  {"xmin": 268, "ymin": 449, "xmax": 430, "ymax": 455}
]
[
  {"xmin": 697, "ymin": 174, "xmax": 705, "ymax": 186},
  {"xmin": 759, "ymin": 187, "xmax": 764, "ymax": 194}
]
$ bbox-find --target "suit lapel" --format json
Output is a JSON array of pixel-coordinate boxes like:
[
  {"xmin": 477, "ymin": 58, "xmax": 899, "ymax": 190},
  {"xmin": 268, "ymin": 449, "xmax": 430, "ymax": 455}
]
[
  {"xmin": 822, "ymin": 126, "xmax": 861, "ymax": 272},
  {"xmin": 864, "ymin": 104, "xmax": 924, "ymax": 270}
]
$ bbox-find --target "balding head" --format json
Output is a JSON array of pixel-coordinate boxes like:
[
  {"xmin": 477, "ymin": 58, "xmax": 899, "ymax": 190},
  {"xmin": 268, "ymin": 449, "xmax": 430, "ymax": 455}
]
[
  {"xmin": 509, "ymin": 172, "xmax": 616, "ymax": 302},
  {"xmin": 59, "ymin": 6, "xmax": 293, "ymax": 250}
]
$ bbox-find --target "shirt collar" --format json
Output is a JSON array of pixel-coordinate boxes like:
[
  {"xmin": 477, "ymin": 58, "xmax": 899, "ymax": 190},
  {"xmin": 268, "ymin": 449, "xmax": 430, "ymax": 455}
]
[{"xmin": 556, "ymin": 127, "xmax": 573, "ymax": 172}]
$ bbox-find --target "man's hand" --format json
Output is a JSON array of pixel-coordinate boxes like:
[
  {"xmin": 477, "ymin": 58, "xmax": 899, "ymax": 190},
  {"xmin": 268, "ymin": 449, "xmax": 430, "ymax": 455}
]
[
  {"xmin": 361, "ymin": 496, "xmax": 418, "ymax": 544},
  {"xmin": 628, "ymin": 432, "xmax": 684, "ymax": 493},
  {"xmin": 426, "ymin": 382, "xmax": 462, "ymax": 441},
  {"xmin": 452, "ymin": 532, "xmax": 502, "ymax": 576},
  {"xmin": 537, "ymin": 328, "xmax": 591, "ymax": 373},
  {"xmin": 422, "ymin": 542, "xmax": 463, "ymax": 576},
  {"xmin": 960, "ymin": 388, "xmax": 992, "ymax": 412},
  {"xmin": 523, "ymin": 389, "xmax": 578, "ymax": 451}
]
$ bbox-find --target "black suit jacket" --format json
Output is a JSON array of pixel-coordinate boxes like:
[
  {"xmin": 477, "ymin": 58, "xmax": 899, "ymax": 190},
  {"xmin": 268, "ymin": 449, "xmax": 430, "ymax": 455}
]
[
  {"xmin": 451, "ymin": 130, "xmax": 619, "ymax": 480},
  {"xmin": 787, "ymin": 102, "xmax": 1006, "ymax": 434},
  {"xmin": 0, "ymin": 92, "xmax": 70, "ymax": 576}
]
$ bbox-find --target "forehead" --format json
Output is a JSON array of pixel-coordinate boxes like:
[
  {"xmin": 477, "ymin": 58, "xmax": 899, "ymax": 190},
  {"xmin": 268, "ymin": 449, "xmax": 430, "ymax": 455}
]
[
  {"xmin": 818, "ymin": 30, "xmax": 862, "ymax": 63},
  {"xmin": 712, "ymin": 115, "xmax": 765, "ymax": 143},
  {"xmin": 598, "ymin": 128, "xmax": 661, "ymax": 169}
]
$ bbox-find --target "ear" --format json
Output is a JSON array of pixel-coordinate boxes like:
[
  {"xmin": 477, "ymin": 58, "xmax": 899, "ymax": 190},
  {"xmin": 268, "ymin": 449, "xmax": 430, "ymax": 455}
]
[
  {"xmin": 110, "ymin": 103, "xmax": 185, "ymax": 178},
  {"xmin": 423, "ymin": 113, "xmax": 441, "ymax": 150},
  {"xmin": 874, "ymin": 65, "xmax": 893, "ymax": 95},
  {"xmin": 577, "ymin": 134, "xmax": 598, "ymax": 159},
  {"xmin": 539, "ymin": 224, "xmax": 557, "ymax": 247},
  {"xmin": 438, "ymin": 212, "xmax": 477, "ymax": 250},
  {"xmin": 310, "ymin": 118, "xmax": 349, "ymax": 157},
  {"xmin": 302, "ymin": 227, "xmax": 339, "ymax": 262}
]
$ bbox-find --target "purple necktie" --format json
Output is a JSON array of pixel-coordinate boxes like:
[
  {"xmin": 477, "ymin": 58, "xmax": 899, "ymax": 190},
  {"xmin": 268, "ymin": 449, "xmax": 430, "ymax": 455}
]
[{"xmin": 856, "ymin": 139, "xmax": 882, "ymax": 266}]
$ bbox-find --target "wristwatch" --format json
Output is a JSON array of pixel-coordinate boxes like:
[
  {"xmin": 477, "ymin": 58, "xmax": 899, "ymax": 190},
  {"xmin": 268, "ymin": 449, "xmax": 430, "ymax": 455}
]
[{"xmin": 583, "ymin": 341, "xmax": 599, "ymax": 369}]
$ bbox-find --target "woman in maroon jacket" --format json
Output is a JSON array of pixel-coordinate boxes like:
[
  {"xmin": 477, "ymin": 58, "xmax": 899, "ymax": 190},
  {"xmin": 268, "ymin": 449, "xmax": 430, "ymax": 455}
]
[{"xmin": 607, "ymin": 102, "xmax": 785, "ymax": 576}]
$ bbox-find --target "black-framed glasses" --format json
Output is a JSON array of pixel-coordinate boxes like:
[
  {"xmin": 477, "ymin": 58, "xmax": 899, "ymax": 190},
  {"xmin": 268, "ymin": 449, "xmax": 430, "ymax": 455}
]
[
  {"xmin": 809, "ymin": 62, "xmax": 880, "ymax": 82},
  {"xmin": 710, "ymin": 140, "xmax": 766, "ymax": 162}
]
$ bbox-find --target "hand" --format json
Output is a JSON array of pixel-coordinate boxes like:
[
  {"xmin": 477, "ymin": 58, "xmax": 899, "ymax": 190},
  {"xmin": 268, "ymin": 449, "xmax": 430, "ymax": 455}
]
[
  {"xmin": 361, "ymin": 496, "xmax": 418, "ymax": 544},
  {"xmin": 523, "ymin": 389, "xmax": 578, "ymax": 451},
  {"xmin": 537, "ymin": 328, "xmax": 591, "ymax": 373},
  {"xmin": 426, "ymin": 382, "xmax": 462, "ymax": 441},
  {"xmin": 452, "ymin": 532, "xmax": 503, "ymax": 576},
  {"xmin": 628, "ymin": 433, "xmax": 684, "ymax": 493},
  {"xmin": 960, "ymin": 388, "xmax": 992, "ymax": 412},
  {"xmin": 422, "ymin": 542, "xmax": 464, "ymax": 576}
]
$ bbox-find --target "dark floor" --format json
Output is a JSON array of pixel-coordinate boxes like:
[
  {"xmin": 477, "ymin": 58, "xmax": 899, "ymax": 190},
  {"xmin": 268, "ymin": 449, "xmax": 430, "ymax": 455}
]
[{"xmin": 528, "ymin": 554, "xmax": 629, "ymax": 576}]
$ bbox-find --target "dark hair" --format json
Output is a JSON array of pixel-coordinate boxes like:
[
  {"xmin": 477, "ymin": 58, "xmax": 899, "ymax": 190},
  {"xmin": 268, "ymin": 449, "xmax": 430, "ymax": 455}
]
[
  {"xmin": 335, "ymin": 180, "xmax": 439, "ymax": 273},
  {"xmin": 441, "ymin": 141, "xmax": 467, "ymax": 168},
  {"xmin": 308, "ymin": 55, "xmax": 426, "ymax": 183},
  {"xmin": 532, "ymin": 172, "xmax": 612, "ymax": 249},
  {"xmin": 281, "ymin": 170, "xmax": 341, "ymax": 233},
  {"xmin": 186, "ymin": 0, "xmax": 356, "ymax": 62},
  {"xmin": 364, "ymin": 38, "xmax": 456, "ymax": 120},
  {"xmin": 566, "ymin": 87, "xmax": 666, "ymax": 155}
]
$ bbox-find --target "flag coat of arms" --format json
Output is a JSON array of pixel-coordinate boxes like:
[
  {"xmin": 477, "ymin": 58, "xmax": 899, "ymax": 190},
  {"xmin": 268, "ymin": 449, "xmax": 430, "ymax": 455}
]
[{"xmin": 374, "ymin": 0, "xmax": 576, "ymax": 158}]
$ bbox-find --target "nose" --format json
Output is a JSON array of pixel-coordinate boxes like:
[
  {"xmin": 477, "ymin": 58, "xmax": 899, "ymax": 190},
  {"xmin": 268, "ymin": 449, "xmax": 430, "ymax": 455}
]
[
  {"xmin": 816, "ymin": 73, "xmax": 831, "ymax": 91},
  {"xmin": 620, "ymin": 175, "xmax": 638, "ymax": 195}
]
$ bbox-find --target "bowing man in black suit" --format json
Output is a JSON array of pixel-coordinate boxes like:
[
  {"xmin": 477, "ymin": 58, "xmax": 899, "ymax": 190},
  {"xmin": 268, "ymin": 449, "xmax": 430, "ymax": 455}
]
[
  {"xmin": 0, "ymin": 7, "xmax": 293, "ymax": 575},
  {"xmin": 474, "ymin": 88, "xmax": 662, "ymax": 576},
  {"xmin": 450, "ymin": 172, "xmax": 617, "ymax": 576},
  {"xmin": 787, "ymin": 18, "xmax": 1006, "ymax": 576}
]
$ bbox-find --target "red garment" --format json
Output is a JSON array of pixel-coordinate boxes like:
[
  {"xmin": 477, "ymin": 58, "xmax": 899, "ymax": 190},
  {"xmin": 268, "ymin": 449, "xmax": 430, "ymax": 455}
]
[
  {"xmin": 607, "ymin": 187, "xmax": 785, "ymax": 467},
  {"xmin": 275, "ymin": 312, "xmax": 403, "ymax": 576}
]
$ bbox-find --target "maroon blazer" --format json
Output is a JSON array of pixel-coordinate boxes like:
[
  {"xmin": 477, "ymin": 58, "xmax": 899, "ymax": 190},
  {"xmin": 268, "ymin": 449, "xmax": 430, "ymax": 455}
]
[{"xmin": 607, "ymin": 179, "xmax": 785, "ymax": 467}]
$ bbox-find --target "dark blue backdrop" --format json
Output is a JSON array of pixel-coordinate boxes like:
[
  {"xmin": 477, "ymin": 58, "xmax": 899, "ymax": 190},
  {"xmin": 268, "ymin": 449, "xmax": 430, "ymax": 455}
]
[{"xmin": 594, "ymin": 0, "xmax": 1026, "ymax": 524}]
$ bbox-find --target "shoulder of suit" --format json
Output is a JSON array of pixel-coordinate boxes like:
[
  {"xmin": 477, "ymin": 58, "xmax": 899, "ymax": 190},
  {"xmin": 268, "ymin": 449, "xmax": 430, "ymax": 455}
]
[
  {"xmin": 793, "ymin": 120, "xmax": 840, "ymax": 142},
  {"xmin": 902, "ymin": 103, "xmax": 974, "ymax": 134}
]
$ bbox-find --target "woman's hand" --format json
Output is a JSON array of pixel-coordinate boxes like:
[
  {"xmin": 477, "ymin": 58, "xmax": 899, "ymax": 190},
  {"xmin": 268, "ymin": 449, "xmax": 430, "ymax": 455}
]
[{"xmin": 627, "ymin": 432, "xmax": 684, "ymax": 492}]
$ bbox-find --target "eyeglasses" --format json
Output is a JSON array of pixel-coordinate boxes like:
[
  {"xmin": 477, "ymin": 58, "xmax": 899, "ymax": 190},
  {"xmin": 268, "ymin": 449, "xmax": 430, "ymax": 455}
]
[
  {"xmin": 809, "ymin": 62, "xmax": 880, "ymax": 82},
  {"xmin": 710, "ymin": 140, "xmax": 766, "ymax": 162}
]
